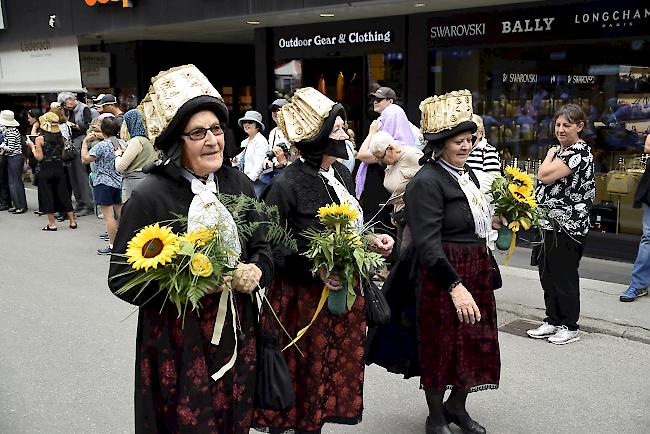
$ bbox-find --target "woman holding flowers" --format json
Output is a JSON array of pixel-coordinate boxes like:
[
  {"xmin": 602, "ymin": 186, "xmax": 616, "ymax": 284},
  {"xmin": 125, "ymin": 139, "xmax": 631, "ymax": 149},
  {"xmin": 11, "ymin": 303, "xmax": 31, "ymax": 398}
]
[
  {"xmin": 526, "ymin": 104, "xmax": 594, "ymax": 345},
  {"xmin": 254, "ymin": 87, "xmax": 393, "ymax": 434},
  {"xmin": 368, "ymin": 91, "xmax": 500, "ymax": 434},
  {"xmin": 108, "ymin": 65, "xmax": 273, "ymax": 434}
]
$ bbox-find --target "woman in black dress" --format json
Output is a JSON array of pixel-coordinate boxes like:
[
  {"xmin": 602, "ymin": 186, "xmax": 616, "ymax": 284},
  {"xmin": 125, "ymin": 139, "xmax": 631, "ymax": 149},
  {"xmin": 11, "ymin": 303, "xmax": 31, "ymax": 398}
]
[
  {"xmin": 108, "ymin": 65, "xmax": 273, "ymax": 434},
  {"xmin": 254, "ymin": 87, "xmax": 393, "ymax": 434},
  {"xmin": 368, "ymin": 90, "xmax": 501, "ymax": 434},
  {"xmin": 26, "ymin": 111, "xmax": 77, "ymax": 230}
]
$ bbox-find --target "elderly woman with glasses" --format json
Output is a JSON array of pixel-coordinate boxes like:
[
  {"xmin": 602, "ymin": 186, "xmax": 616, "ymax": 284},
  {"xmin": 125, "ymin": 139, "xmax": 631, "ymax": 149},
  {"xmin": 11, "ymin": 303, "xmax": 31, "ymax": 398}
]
[
  {"xmin": 108, "ymin": 65, "xmax": 273, "ymax": 434},
  {"xmin": 368, "ymin": 91, "xmax": 501, "ymax": 434}
]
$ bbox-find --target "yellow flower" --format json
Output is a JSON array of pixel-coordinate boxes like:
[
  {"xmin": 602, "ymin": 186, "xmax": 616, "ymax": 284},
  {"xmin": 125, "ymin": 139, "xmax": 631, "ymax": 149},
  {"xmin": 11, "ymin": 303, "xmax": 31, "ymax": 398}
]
[
  {"xmin": 189, "ymin": 253, "xmax": 213, "ymax": 277},
  {"xmin": 317, "ymin": 202, "xmax": 358, "ymax": 227},
  {"xmin": 126, "ymin": 223, "xmax": 178, "ymax": 271},
  {"xmin": 346, "ymin": 232, "xmax": 363, "ymax": 247},
  {"xmin": 184, "ymin": 228, "xmax": 214, "ymax": 248},
  {"xmin": 506, "ymin": 166, "xmax": 534, "ymax": 193},
  {"xmin": 508, "ymin": 184, "xmax": 532, "ymax": 204},
  {"xmin": 508, "ymin": 220, "xmax": 520, "ymax": 232}
]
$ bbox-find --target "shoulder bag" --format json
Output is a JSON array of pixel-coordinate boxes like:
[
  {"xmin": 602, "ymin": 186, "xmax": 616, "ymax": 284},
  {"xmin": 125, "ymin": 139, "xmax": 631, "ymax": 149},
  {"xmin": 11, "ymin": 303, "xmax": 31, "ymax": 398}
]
[
  {"xmin": 364, "ymin": 277, "xmax": 391, "ymax": 326},
  {"xmin": 255, "ymin": 293, "xmax": 295, "ymax": 411}
]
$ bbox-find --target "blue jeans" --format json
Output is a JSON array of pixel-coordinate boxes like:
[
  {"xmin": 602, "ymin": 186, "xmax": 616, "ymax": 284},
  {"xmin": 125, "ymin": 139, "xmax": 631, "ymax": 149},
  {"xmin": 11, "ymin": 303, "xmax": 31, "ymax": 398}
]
[
  {"xmin": 629, "ymin": 205, "xmax": 650, "ymax": 291},
  {"xmin": 6, "ymin": 154, "xmax": 27, "ymax": 209}
]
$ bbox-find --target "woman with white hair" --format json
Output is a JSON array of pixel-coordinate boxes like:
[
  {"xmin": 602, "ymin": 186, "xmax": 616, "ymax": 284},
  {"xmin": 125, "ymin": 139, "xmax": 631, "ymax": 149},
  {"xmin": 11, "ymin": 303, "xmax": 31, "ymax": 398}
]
[{"xmin": 368, "ymin": 130, "xmax": 423, "ymax": 250}]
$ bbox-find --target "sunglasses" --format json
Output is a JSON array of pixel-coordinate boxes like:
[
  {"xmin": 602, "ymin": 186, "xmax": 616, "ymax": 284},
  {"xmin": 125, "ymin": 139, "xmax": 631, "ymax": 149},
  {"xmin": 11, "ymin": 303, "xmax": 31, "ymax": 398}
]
[{"xmin": 372, "ymin": 97, "xmax": 386, "ymax": 103}]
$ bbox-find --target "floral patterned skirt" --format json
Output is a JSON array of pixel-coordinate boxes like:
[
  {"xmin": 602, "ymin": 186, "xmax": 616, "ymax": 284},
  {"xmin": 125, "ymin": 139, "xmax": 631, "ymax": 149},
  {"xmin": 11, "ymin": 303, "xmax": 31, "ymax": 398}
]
[
  {"xmin": 134, "ymin": 293, "xmax": 257, "ymax": 434},
  {"xmin": 254, "ymin": 274, "xmax": 366, "ymax": 434},
  {"xmin": 419, "ymin": 242, "xmax": 501, "ymax": 392}
]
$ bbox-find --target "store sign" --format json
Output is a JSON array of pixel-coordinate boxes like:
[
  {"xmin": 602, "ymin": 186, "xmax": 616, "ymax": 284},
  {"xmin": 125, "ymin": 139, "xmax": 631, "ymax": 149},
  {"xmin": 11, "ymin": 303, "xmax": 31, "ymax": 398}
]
[
  {"xmin": 277, "ymin": 30, "xmax": 392, "ymax": 49},
  {"xmin": 502, "ymin": 73, "xmax": 598, "ymax": 85},
  {"xmin": 80, "ymin": 52, "xmax": 111, "ymax": 87},
  {"xmin": 83, "ymin": 0, "xmax": 134, "ymax": 7},
  {"xmin": 0, "ymin": 36, "xmax": 83, "ymax": 93},
  {"xmin": 427, "ymin": 0, "xmax": 650, "ymax": 47}
]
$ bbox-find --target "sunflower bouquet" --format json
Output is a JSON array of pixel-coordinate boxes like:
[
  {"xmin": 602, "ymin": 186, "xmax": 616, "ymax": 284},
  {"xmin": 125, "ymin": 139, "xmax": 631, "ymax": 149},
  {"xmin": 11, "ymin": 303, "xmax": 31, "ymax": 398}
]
[
  {"xmin": 303, "ymin": 202, "xmax": 384, "ymax": 315},
  {"xmin": 111, "ymin": 194, "xmax": 296, "ymax": 321},
  {"xmin": 487, "ymin": 166, "xmax": 540, "ymax": 264}
]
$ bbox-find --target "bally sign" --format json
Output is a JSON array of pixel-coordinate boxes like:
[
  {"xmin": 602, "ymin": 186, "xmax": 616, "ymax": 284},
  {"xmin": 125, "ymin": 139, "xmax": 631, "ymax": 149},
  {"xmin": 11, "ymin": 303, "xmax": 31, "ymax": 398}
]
[{"xmin": 84, "ymin": 0, "xmax": 134, "ymax": 7}]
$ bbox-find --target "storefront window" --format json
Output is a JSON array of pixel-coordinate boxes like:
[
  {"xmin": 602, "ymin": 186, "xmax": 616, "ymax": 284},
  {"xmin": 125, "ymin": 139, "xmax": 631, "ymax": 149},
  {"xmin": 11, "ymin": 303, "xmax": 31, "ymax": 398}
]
[{"xmin": 428, "ymin": 39, "xmax": 650, "ymax": 237}]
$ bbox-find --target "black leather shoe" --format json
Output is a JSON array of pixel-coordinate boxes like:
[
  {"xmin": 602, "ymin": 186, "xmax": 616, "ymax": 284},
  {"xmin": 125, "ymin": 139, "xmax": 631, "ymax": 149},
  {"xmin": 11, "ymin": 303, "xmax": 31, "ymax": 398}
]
[
  {"xmin": 426, "ymin": 416, "xmax": 453, "ymax": 434},
  {"xmin": 443, "ymin": 407, "xmax": 486, "ymax": 434}
]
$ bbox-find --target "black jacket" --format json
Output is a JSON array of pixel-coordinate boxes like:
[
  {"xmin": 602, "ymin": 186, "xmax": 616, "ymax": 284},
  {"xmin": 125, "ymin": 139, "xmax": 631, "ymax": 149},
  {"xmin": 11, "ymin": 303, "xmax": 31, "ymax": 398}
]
[{"xmin": 634, "ymin": 164, "xmax": 650, "ymax": 208}]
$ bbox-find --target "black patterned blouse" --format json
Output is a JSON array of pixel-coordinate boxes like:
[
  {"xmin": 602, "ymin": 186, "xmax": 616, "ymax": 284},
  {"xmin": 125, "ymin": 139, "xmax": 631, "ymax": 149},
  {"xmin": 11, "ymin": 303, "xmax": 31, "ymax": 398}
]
[{"xmin": 535, "ymin": 140, "xmax": 595, "ymax": 236}]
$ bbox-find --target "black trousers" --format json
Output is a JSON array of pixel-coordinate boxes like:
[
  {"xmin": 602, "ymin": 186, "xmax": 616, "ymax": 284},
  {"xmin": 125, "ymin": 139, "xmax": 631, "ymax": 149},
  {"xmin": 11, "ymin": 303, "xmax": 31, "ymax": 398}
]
[{"xmin": 538, "ymin": 230, "xmax": 584, "ymax": 331}]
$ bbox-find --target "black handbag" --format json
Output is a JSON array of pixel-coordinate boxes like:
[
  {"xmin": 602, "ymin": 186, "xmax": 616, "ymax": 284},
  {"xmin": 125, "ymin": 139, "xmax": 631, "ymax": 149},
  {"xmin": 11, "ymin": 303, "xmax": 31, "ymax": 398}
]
[
  {"xmin": 255, "ymin": 294, "xmax": 295, "ymax": 411},
  {"xmin": 61, "ymin": 138, "xmax": 78, "ymax": 162},
  {"xmin": 488, "ymin": 250, "xmax": 502, "ymax": 290},
  {"xmin": 364, "ymin": 277, "xmax": 391, "ymax": 326}
]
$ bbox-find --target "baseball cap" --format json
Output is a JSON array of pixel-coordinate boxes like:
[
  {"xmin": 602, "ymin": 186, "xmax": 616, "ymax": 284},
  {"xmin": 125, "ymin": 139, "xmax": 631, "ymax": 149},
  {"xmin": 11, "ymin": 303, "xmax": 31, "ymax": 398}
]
[
  {"xmin": 95, "ymin": 94, "xmax": 117, "ymax": 107},
  {"xmin": 369, "ymin": 87, "xmax": 397, "ymax": 100}
]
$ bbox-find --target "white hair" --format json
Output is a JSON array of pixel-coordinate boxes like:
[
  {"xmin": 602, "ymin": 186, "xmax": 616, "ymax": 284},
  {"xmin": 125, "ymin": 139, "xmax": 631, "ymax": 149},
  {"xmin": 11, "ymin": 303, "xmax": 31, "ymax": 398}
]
[
  {"xmin": 368, "ymin": 130, "xmax": 395, "ymax": 154},
  {"xmin": 57, "ymin": 92, "xmax": 76, "ymax": 105}
]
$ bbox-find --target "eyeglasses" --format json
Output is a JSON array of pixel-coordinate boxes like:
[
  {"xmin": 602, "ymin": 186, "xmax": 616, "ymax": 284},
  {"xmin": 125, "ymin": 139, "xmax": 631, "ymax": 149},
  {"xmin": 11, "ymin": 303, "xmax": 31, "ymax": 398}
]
[{"xmin": 181, "ymin": 124, "xmax": 225, "ymax": 141}]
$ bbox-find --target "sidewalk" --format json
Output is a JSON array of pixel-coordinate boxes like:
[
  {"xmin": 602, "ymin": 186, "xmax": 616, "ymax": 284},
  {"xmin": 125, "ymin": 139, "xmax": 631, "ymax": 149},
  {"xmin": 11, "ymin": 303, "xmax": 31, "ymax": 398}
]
[{"xmin": 495, "ymin": 262, "xmax": 650, "ymax": 344}]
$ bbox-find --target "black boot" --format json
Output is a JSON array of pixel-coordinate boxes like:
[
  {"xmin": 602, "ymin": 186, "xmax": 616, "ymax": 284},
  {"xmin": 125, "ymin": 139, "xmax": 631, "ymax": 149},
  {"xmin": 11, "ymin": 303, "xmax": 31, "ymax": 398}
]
[
  {"xmin": 424, "ymin": 388, "xmax": 452, "ymax": 434},
  {"xmin": 443, "ymin": 388, "xmax": 486, "ymax": 434}
]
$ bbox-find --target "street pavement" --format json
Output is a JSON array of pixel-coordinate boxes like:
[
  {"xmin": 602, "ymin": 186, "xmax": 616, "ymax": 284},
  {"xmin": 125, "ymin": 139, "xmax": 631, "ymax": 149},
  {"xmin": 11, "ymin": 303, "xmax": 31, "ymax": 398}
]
[{"xmin": 1, "ymin": 186, "xmax": 649, "ymax": 433}]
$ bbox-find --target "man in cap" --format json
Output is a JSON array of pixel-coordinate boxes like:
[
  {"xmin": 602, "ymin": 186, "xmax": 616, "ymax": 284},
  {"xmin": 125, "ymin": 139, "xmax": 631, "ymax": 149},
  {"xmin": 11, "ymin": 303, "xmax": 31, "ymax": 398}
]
[
  {"xmin": 95, "ymin": 94, "xmax": 124, "ymax": 131},
  {"xmin": 57, "ymin": 91, "xmax": 95, "ymax": 216},
  {"xmin": 85, "ymin": 94, "xmax": 100, "ymax": 120}
]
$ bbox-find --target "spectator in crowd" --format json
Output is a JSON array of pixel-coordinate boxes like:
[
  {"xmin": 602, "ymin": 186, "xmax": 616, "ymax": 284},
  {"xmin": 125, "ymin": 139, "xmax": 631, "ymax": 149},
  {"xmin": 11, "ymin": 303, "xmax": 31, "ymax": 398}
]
[
  {"xmin": 94, "ymin": 94, "xmax": 124, "ymax": 130},
  {"xmin": 338, "ymin": 125, "xmax": 357, "ymax": 173},
  {"xmin": 0, "ymin": 123, "xmax": 10, "ymax": 211},
  {"xmin": 58, "ymin": 92, "xmax": 95, "ymax": 217},
  {"xmin": 527, "ymin": 104, "xmax": 594, "ymax": 345},
  {"xmin": 268, "ymin": 98, "xmax": 289, "ymax": 149},
  {"xmin": 466, "ymin": 114, "xmax": 501, "ymax": 250},
  {"xmin": 0, "ymin": 110, "xmax": 28, "ymax": 214},
  {"xmin": 467, "ymin": 114, "xmax": 501, "ymax": 193},
  {"xmin": 368, "ymin": 130, "xmax": 423, "ymax": 251},
  {"xmin": 237, "ymin": 110, "xmax": 270, "ymax": 197},
  {"xmin": 85, "ymin": 94, "xmax": 100, "ymax": 119},
  {"xmin": 114, "ymin": 109, "xmax": 155, "ymax": 202},
  {"xmin": 261, "ymin": 142, "xmax": 290, "ymax": 185},
  {"xmin": 26, "ymin": 111, "xmax": 77, "ymax": 231},
  {"xmin": 26, "ymin": 108, "xmax": 43, "ymax": 191},
  {"xmin": 27, "ymin": 109, "xmax": 42, "ymax": 135},
  {"xmin": 620, "ymin": 133, "xmax": 650, "ymax": 302},
  {"xmin": 357, "ymin": 86, "xmax": 417, "ymax": 231},
  {"xmin": 81, "ymin": 117, "xmax": 124, "ymax": 255}
]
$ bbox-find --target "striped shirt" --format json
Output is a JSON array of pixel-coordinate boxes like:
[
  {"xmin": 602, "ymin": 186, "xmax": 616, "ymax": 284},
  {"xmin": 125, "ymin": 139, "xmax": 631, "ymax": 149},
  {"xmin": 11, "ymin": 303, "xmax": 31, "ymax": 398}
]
[
  {"xmin": 0, "ymin": 127, "xmax": 22, "ymax": 157},
  {"xmin": 466, "ymin": 138, "xmax": 501, "ymax": 173}
]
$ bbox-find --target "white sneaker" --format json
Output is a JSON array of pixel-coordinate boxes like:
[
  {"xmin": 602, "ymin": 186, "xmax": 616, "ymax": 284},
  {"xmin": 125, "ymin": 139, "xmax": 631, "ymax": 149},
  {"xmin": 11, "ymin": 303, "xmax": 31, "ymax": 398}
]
[
  {"xmin": 526, "ymin": 321, "xmax": 557, "ymax": 339},
  {"xmin": 548, "ymin": 326, "xmax": 580, "ymax": 345}
]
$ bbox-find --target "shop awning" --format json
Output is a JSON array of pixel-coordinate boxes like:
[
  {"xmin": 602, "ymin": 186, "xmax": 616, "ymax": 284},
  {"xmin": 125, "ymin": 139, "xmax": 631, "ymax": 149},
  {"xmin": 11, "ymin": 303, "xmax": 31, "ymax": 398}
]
[{"xmin": 0, "ymin": 36, "xmax": 83, "ymax": 94}]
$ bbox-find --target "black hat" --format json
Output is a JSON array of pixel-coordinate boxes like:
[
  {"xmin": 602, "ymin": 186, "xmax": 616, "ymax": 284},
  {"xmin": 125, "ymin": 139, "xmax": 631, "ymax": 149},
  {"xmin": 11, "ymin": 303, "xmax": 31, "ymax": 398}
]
[{"xmin": 369, "ymin": 87, "xmax": 397, "ymax": 100}]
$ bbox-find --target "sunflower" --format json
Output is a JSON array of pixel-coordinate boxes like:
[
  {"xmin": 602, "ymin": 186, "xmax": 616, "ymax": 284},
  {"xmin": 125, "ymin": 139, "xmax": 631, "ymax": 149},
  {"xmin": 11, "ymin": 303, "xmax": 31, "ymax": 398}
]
[
  {"xmin": 126, "ymin": 223, "xmax": 179, "ymax": 271},
  {"xmin": 506, "ymin": 166, "xmax": 534, "ymax": 192},
  {"xmin": 317, "ymin": 202, "xmax": 359, "ymax": 228},
  {"xmin": 508, "ymin": 184, "xmax": 532, "ymax": 204}
]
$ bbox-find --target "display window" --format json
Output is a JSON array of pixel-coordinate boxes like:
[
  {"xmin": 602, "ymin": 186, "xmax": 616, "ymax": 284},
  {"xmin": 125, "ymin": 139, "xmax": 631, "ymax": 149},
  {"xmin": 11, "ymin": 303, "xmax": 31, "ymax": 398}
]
[{"xmin": 428, "ymin": 39, "xmax": 650, "ymax": 238}]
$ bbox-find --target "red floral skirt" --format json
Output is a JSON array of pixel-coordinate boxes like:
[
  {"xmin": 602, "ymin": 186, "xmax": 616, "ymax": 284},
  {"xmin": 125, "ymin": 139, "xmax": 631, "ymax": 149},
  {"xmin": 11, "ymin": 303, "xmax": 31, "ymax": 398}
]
[
  {"xmin": 419, "ymin": 243, "xmax": 501, "ymax": 392},
  {"xmin": 135, "ymin": 293, "xmax": 257, "ymax": 434},
  {"xmin": 254, "ymin": 273, "xmax": 366, "ymax": 433}
]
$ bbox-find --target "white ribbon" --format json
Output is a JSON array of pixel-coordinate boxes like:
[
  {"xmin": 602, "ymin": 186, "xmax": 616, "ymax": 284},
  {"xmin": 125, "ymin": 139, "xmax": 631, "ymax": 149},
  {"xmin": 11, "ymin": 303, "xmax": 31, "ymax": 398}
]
[
  {"xmin": 182, "ymin": 170, "xmax": 242, "ymax": 382},
  {"xmin": 319, "ymin": 166, "xmax": 365, "ymax": 231}
]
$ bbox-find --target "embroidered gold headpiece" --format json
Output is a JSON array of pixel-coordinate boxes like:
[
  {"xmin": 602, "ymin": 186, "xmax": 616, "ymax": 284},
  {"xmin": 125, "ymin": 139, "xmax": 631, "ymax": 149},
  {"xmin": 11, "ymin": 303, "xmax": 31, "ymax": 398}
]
[
  {"xmin": 420, "ymin": 89, "xmax": 474, "ymax": 135},
  {"xmin": 139, "ymin": 64, "xmax": 225, "ymax": 147},
  {"xmin": 277, "ymin": 87, "xmax": 337, "ymax": 144}
]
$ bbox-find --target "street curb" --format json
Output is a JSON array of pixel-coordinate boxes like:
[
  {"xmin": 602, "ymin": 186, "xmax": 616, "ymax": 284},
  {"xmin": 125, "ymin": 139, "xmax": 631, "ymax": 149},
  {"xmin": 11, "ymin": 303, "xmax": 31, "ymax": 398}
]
[{"xmin": 497, "ymin": 301, "xmax": 650, "ymax": 344}]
